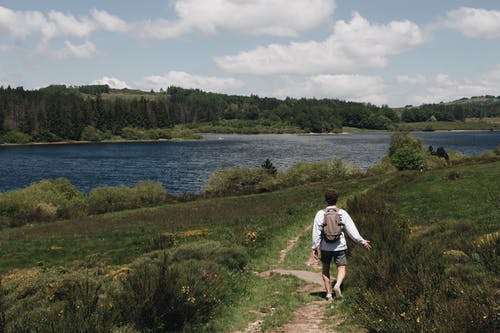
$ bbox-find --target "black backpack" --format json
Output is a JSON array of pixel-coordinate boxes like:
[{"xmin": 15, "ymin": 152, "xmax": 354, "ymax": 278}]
[{"xmin": 322, "ymin": 207, "xmax": 343, "ymax": 242}]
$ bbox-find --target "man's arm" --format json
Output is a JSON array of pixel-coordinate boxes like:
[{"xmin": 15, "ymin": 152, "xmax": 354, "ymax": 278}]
[
  {"xmin": 311, "ymin": 211, "xmax": 322, "ymax": 258},
  {"xmin": 341, "ymin": 210, "xmax": 371, "ymax": 250}
]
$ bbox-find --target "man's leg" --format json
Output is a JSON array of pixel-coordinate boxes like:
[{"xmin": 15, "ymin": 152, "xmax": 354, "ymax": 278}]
[
  {"xmin": 333, "ymin": 265, "xmax": 345, "ymax": 298},
  {"xmin": 321, "ymin": 250, "xmax": 334, "ymax": 300},
  {"xmin": 321, "ymin": 270, "xmax": 332, "ymax": 297}
]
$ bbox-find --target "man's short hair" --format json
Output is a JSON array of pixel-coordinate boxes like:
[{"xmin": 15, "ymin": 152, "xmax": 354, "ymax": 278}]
[{"xmin": 324, "ymin": 188, "xmax": 338, "ymax": 205}]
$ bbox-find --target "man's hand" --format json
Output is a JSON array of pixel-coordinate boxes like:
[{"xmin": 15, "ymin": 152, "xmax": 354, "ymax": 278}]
[
  {"xmin": 312, "ymin": 248, "xmax": 319, "ymax": 260},
  {"xmin": 363, "ymin": 240, "xmax": 372, "ymax": 251}
]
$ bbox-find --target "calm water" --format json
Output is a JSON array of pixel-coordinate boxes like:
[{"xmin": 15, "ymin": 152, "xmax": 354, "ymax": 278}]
[{"xmin": 1, "ymin": 131, "xmax": 498, "ymax": 195}]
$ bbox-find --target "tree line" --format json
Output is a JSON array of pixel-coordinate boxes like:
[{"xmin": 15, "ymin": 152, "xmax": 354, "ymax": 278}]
[{"xmin": 1, "ymin": 84, "xmax": 499, "ymax": 143}]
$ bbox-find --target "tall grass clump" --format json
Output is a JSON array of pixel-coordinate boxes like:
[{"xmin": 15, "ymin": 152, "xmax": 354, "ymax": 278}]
[
  {"xmin": 0, "ymin": 178, "xmax": 87, "ymax": 226},
  {"xmin": 344, "ymin": 181, "xmax": 497, "ymax": 333},
  {"xmin": 88, "ymin": 181, "xmax": 168, "ymax": 214}
]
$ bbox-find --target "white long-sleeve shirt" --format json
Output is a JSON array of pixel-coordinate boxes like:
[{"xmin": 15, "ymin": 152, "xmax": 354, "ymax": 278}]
[{"xmin": 312, "ymin": 205, "xmax": 367, "ymax": 251}]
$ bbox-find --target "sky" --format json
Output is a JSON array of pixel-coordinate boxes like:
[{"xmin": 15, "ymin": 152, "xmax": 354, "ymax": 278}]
[{"xmin": 0, "ymin": 1, "xmax": 499, "ymax": 107}]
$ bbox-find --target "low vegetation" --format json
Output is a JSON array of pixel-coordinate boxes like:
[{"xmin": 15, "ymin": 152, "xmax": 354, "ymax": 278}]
[{"xmin": 0, "ymin": 133, "xmax": 499, "ymax": 332}]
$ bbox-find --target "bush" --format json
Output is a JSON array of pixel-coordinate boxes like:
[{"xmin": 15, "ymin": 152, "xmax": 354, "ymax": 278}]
[
  {"xmin": 2, "ymin": 269, "xmax": 113, "ymax": 333},
  {"xmin": 474, "ymin": 232, "xmax": 500, "ymax": 275},
  {"xmin": 0, "ymin": 178, "xmax": 87, "ymax": 226},
  {"xmin": 171, "ymin": 241, "xmax": 248, "ymax": 270},
  {"xmin": 80, "ymin": 126, "xmax": 102, "ymax": 142},
  {"xmin": 329, "ymin": 157, "xmax": 361, "ymax": 179},
  {"xmin": 388, "ymin": 131, "xmax": 423, "ymax": 157},
  {"xmin": 390, "ymin": 146, "xmax": 425, "ymax": 170},
  {"xmin": 0, "ymin": 131, "xmax": 32, "ymax": 144},
  {"xmin": 33, "ymin": 129, "xmax": 62, "ymax": 142},
  {"xmin": 277, "ymin": 161, "xmax": 329, "ymax": 187},
  {"xmin": 205, "ymin": 167, "xmax": 277, "ymax": 196},
  {"xmin": 88, "ymin": 181, "xmax": 168, "ymax": 214},
  {"xmin": 112, "ymin": 251, "xmax": 228, "ymax": 332}
]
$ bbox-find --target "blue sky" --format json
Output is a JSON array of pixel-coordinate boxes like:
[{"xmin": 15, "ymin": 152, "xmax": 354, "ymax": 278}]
[{"xmin": 1, "ymin": 0, "xmax": 499, "ymax": 107}]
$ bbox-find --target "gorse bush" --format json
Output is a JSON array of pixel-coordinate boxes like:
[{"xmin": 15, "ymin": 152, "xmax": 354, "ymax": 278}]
[
  {"xmin": 2, "ymin": 269, "xmax": 113, "ymax": 333},
  {"xmin": 0, "ymin": 178, "xmax": 87, "ymax": 226},
  {"xmin": 112, "ymin": 249, "xmax": 231, "ymax": 332},
  {"xmin": 88, "ymin": 181, "xmax": 168, "ymax": 214}
]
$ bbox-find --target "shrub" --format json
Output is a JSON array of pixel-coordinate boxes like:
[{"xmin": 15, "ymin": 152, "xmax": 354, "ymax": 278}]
[
  {"xmin": 390, "ymin": 146, "xmax": 425, "ymax": 170},
  {"xmin": 277, "ymin": 161, "xmax": 329, "ymax": 187},
  {"xmin": 474, "ymin": 232, "xmax": 500, "ymax": 275},
  {"xmin": 112, "ymin": 251, "xmax": 228, "ymax": 332},
  {"xmin": 171, "ymin": 241, "xmax": 248, "ymax": 270},
  {"xmin": 131, "ymin": 181, "xmax": 168, "ymax": 207},
  {"xmin": 33, "ymin": 129, "xmax": 61, "ymax": 142},
  {"xmin": 388, "ymin": 131, "xmax": 423, "ymax": 157},
  {"xmin": 88, "ymin": 186, "xmax": 135, "ymax": 214},
  {"xmin": 88, "ymin": 181, "xmax": 168, "ymax": 214},
  {"xmin": 261, "ymin": 158, "xmax": 277, "ymax": 176},
  {"xmin": 80, "ymin": 126, "xmax": 102, "ymax": 142},
  {"xmin": 120, "ymin": 127, "xmax": 145, "ymax": 140},
  {"xmin": 205, "ymin": 167, "xmax": 277, "ymax": 196},
  {"xmin": 0, "ymin": 178, "xmax": 87, "ymax": 226},
  {"xmin": 329, "ymin": 157, "xmax": 361, "ymax": 179},
  {"xmin": 0, "ymin": 131, "xmax": 32, "ymax": 144},
  {"xmin": 2, "ymin": 269, "xmax": 113, "ymax": 333}
]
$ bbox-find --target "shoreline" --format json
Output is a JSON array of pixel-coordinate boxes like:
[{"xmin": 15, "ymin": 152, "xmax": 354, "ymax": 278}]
[{"xmin": 1, "ymin": 128, "xmax": 496, "ymax": 148}]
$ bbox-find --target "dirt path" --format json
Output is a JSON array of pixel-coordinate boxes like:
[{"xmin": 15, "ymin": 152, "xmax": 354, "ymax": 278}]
[{"xmin": 234, "ymin": 225, "xmax": 343, "ymax": 333}]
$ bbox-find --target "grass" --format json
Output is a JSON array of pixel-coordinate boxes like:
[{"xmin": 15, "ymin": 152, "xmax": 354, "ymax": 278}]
[{"xmin": 396, "ymin": 160, "xmax": 500, "ymax": 232}]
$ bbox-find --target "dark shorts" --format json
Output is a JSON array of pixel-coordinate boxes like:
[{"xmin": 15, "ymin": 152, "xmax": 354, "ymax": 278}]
[{"xmin": 320, "ymin": 250, "xmax": 347, "ymax": 278}]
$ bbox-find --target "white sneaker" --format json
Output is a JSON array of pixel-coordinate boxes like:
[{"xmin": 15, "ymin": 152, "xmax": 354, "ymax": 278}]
[
  {"xmin": 333, "ymin": 285, "xmax": 343, "ymax": 299},
  {"xmin": 325, "ymin": 293, "xmax": 333, "ymax": 301}
]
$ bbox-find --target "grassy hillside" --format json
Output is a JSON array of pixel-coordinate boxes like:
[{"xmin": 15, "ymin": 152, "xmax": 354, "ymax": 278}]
[{"xmin": 0, "ymin": 160, "xmax": 498, "ymax": 332}]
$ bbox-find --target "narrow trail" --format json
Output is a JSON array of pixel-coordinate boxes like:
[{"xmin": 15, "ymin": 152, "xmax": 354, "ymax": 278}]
[{"xmin": 234, "ymin": 225, "xmax": 345, "ymax": 333}]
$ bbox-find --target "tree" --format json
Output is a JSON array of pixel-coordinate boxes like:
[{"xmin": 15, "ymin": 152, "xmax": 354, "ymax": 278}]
[
  {"xmin": 261, "ymin": 159, "xmax": 277, "ymax": 176},
  {"xmin": 388, "ymin": 131, "xmax": 425, "ymax": 170}
]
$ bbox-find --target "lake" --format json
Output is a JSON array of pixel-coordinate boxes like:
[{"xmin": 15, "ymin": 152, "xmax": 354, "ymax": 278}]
[{"xmin": 1, "ymin": 131, "xmax": 498, "ymax": 195}]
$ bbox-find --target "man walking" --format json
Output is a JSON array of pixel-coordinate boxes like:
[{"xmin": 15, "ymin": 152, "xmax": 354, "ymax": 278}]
[{"xmin": 312, "ymin": 188, "xmax": 371, "ymax": 300}]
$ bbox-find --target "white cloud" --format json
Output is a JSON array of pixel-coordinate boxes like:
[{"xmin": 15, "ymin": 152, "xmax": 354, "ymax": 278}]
[
  {"xmin": 215, "ymin": 12, "xmax": 425, "ymax": 75},
  {"xmin": 91, "ymin": 9, "xmax": 129, "ymax": 32},
  {"xmin": 273, "ymin": 74, "xmax": 387, "ymax": 105},
  {"xmin": 0, "ymin": 6, "xmax": 49, "ymax": 39},
  {"xmin": 0, "ymin": 6, "xmax": 131, "ymax": 59},
  {"xmin": 37, "ymin": 40, "xmax": 97, "ymax": 59},
  {"xmin": 91, "ymin": 76, "xmax": 130, "ymax": 89},
  {"xmin": 441, "ymin": 7, "xmax": 500, "ymax": 38},
  {"xmin": 138, "ymin": 70, "xmax": 245, "ymax": 93},
  {"xmin": 46, "ymin": 10, "xmax": 95, "ymax": 39},
  {"xmin": 395, "ymin": 65, "xmax": 500, "ymax": 105},
  {"xmin": 137, "ymin": 0, "xmax": 335, "ymax": 38}
]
